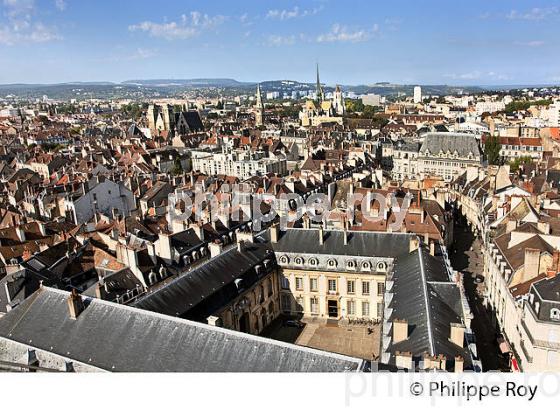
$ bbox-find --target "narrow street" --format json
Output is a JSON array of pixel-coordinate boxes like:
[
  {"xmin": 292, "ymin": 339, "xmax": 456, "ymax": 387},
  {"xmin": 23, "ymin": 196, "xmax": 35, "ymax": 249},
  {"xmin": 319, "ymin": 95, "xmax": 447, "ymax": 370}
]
[{"xmin": 449, "ymin": 213, "xmax": 504, "ymax": 371}]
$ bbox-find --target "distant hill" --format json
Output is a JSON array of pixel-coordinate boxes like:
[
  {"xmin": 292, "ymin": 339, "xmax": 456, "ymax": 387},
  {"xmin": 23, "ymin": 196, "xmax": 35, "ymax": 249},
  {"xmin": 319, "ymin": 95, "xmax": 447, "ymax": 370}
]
[{"xmin": 122, "ymin": 78, "xmax": 251, "ymax": 87}]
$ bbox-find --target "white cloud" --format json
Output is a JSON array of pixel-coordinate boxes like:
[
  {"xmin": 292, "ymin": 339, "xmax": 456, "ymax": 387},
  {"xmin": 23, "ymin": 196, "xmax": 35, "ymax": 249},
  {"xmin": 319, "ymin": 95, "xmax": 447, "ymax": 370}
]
[
  {"xmin": 55, "ymin": 0, "xmax": 65, "ymax": 11},
  {"xmin": 266, "ymin": 6, "xmax": 322, "ymax": 20},
  {"xmin": 129, "ymin": 12, "xmax": 226, "ymax": 40},
  {"xmin": 506, "ymin": 7, "xmax": 559, "ymax": 21},
  {"xmin": 265, "ymin": 34, "xmax": 296, "ymax": 46},
  {"xmin": 445, "ymin": 71, "xmax": 511, "ymax": 81},
  {"xmin": 316, "ymin": 23, "xmax": 379, "ymax": 43},
  {"xmin": 0, "ymin": 0, "xmax": 62, "ymax": 45},
  {"xmin": 514, "ymin": 40, "xmax": 545, "ymax": 47}
]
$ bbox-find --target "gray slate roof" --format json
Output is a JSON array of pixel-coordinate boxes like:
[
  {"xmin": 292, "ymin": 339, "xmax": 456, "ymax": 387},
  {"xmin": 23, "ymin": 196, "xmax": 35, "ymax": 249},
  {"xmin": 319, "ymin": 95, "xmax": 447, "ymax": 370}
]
[
  {"xmin": 0, "ymin": 287, "xmax": 364, "ymax": 372},
  {"xmin": 420, "ymin": 132, "xmax": 482, "ymax": 158},
  {"xmin": 264, "ymin": 228, "xmax": 414, "ymax": 258},
  {"xmin": 386, "ymin": 246, "xmax": 473, "ymax": 370}
]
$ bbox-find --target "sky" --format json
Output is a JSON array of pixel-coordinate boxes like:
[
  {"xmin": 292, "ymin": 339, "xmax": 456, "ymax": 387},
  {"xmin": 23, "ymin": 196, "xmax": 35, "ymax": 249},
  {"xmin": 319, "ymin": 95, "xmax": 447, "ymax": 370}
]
[{"xmin": 1, "ymin": 0, "xmax": 560, "ymax": 86}]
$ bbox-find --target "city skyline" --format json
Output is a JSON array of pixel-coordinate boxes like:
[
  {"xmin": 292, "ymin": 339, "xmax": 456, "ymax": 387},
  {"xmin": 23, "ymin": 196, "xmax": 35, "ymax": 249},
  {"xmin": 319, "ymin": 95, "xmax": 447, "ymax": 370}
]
[{"xmin": 1, "ymin": 0, "xmax": 560, "ymax": 86}]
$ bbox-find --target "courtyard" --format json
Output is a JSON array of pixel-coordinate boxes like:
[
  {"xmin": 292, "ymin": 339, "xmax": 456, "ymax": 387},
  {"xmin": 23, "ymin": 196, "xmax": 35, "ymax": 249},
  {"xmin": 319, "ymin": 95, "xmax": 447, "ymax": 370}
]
[{"xmin": 262, "ymin": 317, "xmax": 380, "ymax": 361}]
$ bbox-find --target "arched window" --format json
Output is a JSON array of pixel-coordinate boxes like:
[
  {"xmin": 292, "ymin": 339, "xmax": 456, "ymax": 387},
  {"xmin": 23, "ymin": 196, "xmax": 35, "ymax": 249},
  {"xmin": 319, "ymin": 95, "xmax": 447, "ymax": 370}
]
[{"xmin": 551, "ymin": 308, "xmax": 560, "ymax": 321}]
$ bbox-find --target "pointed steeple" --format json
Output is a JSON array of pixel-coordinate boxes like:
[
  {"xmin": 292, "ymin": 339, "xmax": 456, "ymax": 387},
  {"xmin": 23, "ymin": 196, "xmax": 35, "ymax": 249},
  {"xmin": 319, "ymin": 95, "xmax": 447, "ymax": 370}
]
[
  {"xmin": 255, "ymin": 83, "xmax": 263, "ymax": 109},
  {"xmin": 315, "ymin": 63, "xmax": 323, "ymax": 102},
  {"xmin": 255, "ymin": 83, "xmax": 264, "ymax": 126}
]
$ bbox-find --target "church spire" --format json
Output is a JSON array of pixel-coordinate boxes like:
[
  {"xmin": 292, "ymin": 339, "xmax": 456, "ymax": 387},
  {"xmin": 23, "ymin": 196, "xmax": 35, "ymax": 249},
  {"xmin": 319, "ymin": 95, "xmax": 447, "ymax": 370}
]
[
  {"xmin": 315, "ymin": 63, "xmax": 323, "ymax": 102},
  {"xmin": 255, "ymin": 83, "xmax": 264, "ymax": 126}
]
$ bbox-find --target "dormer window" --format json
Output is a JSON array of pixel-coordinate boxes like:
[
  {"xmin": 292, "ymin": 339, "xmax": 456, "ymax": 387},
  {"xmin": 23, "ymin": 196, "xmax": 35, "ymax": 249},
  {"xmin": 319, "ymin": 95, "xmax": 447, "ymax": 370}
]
[
  {"xmin": 361, "ymin": 262, "xmax": 371, "ymax": 271},
  {"xmin": 279, "ymin": 255, "xmax": 289, "ymax": 264},
  {"xmin": 295, "ymin": 257, "xmax": 304, "ymax": 265},
  {"xmin": 327, "ymin": 259, "xmax": 337, "ymax": 268},
  {"xmin": 347, "ymin": 260, "xmax": 356, "ymax": 269},
  {"xmin": 376, "ymin": 261, "xmax": 388, "ymax": 272},
  {"xmin": 551, "ymin": 308, "xmax": 560, "ymax": 321},
  {"xmin": 309, "ymin": 258, "xmax": 319, "ymax": 267}
]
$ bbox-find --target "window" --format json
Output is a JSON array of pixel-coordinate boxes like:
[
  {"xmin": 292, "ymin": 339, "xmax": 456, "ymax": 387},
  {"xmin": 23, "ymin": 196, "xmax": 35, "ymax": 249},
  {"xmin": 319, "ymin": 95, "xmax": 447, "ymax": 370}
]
[
  {"xmin": 347, "ymin": 300, "xmax": 356, "ymax": 315},
  {"xmin": 310, "ymin": 277, "xmax": 318, "ymax": 292},
  {"xmin": 377, "ymin": 282, "xmax": 385, "ymax": 296},
  {"xmin": 295, "ymin": 277, "xmax": 303, "ymax": 291},
  {"xmin": 281, "ymin": 294, "xmax": 291, "ymax": 311},
  {"xmin": 377, "ymin": 303, "xmax": 384, "ymax": 318},
  {"xmin": 296, "ymin": 297, "xmax": 304, "ymax": 312},
  {"xmin": 362, "ymin": 281, "xmax": 370, "ymax": 295},
  {"xmin": 362, "ymin": 302, "xmax": 370, "ymax": 317},
  {"xmin": 328, "ymin": 279, "xmax": 337, "ymax": 292},
  {"xmin": 310, "ymin": 297, "xmax": 319, "ymax": 314},
  {"xmin": 347, "ymin": 280, "xmax": 355, "ymax": 294},
  {"xmin": 551, "ymin": 308, "xmax": 560, "ymax": 321},
  {"xmin": 281, "ymin": 276, "xmax": 290, "ymax": 290}
]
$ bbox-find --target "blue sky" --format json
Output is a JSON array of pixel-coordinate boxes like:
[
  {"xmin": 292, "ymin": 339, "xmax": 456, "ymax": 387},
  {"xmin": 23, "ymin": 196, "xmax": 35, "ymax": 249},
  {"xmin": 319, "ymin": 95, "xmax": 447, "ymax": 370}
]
[{"xmin": 1, "ymin": 0, "xmax": 560, "ymax": 85}]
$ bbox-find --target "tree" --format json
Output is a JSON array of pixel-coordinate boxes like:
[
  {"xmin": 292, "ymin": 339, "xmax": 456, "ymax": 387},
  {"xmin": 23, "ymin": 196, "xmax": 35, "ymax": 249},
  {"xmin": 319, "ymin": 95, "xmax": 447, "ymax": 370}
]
[
  {"xmin": 171, "ymin": 158, "xmax": 183, "ymax": 176},
  {"xmin": 509, "ymin": 156, "xmax": 533, "ymax": 173},
  {"xmin": 484, "ymin": 135, "xmax": 502, "ymax": 165}
]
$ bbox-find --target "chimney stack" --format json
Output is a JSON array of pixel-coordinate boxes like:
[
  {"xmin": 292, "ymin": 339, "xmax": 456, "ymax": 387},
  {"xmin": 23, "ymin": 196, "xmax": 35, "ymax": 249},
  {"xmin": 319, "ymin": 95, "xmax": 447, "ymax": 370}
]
[
  {"xmin": 429, "ymin": 240, "xmax": 435, "ymax": 256},
  {"xmin": 523, "ymin": 248, "xmax": 541, "ymax": 282},
  {"xmin": 319, "ymin": 226, "xmax": 324, "ymax": 245},
  {"xmin": 67, "ymin": 289, "xmax": 85, "ymax": 319},
  {"xmin": 395, "ymin": 351, "xmax": 413, "ymax": 370},
  {"xmin": 454, "ymin": 356, "xmax": 464, "ymax": 373},
  {"xmin": 237, "ymin": 240, "xmax": 244, "ymax": 253},
  {"xmin": 409, "ymin": 236, "xmax": 419, "ymax": 253},
  {"xmin": 270, "ymin": 224, "xmax": 280, "ymax": 243},
  {"xmin": 209, "ymin": 240, "xmax": 223, "ymax": 258},
  {"xmin": 392, "ymin": 318, "xmax": 408, "ymax": 343},
  {"xmin": 450, "ymin": 323, "xmax": 465, "ymax": 348}
]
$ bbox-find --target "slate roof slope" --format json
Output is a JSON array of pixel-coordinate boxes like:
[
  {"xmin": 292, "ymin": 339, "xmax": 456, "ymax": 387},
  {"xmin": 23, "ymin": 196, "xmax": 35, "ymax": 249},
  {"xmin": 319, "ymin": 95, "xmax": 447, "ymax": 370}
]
[
  {"xmin": 264, "ymin": 228, "xmax": 414, "ymax": 258},
  {"xmin": 134, "ymin": 242, "xmax": 274, "ymax": 317},
  {"xmin": 420, "ymin": 132, "xmax": 482, "ymax": 158},
  {"xmin": 386, "ymin": 246, "xmax": 473, "ymax": 371},
  {"xmin": 0, "ymin": 287, "xmax": 363, "ymax": 372}
]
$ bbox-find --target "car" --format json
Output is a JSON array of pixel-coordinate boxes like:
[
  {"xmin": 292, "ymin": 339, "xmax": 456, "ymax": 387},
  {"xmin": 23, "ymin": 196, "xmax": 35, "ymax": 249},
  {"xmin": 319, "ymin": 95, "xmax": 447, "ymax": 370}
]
[{"xmin": 284, "ymin": 320, "xmax": 305, "ymax": 328}]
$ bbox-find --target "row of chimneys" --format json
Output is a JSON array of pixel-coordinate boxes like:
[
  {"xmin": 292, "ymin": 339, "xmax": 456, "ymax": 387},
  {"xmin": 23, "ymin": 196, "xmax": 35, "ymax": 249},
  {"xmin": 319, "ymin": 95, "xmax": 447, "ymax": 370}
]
[{"xmin": 393, "ymin": 319, "xmax": 465, "ymax": 372}]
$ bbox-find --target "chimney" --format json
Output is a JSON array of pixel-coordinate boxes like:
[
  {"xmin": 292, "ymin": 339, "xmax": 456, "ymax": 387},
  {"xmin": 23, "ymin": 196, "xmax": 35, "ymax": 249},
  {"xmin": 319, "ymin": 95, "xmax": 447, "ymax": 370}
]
[
  {"xmin": 209, "ymin": 240, "xmax": 223, "ymax": 258},
  {"xmin": 237, "ymin": 240, "xmax": 244, "ymax": 252},
  {"xmin": 67, "ymin": 289, "xmax": 85, "ymax": 319},
  {"xmin": 450, "ymin": 323, "xmax": 465, "ymax": 348},
  {"xmin": 409, "ymin": 236, "xmax": 419, "ymax": 253},
  {"xmin": 15, "ymin": 226, "xmax": 26, "ymax": 242},
  {"xmin": 270, "ymin": 223, "xmax": 280, "ymax": 243},
  {"xmin": 523, "ymin": 248, "xmax": 541, "ymax": 281},
  {"xmin": 392, "ymin": 318, "xmax": 408, "ymax": 343},
  {"xmin": 537, "ymin": 221, "xmax": 551, "ymax": 235},
  {"xmin": 395, "ymin": 351, "xmax": 413, "ymax": 370},
  {"xmin": 454, "ymin": 356, "xmax": 464, "ymax": 373},
  {"xmin": 429, "ymin": 240, "xmax": 435, "ymax": 256},
  {"xmin": 343, "ymin": 228, "xmax": 348, "ymax": 246},
  {"xmin": 319, "ymin": 226, "xmax": 324, "ymax": 245},
  {"xmin": 157, "ymin": 232, "xmax": 173, "ymax": 263},
  {"xmin": 192, "ymin": 223, "xmax": 205, "ymax": 241}
]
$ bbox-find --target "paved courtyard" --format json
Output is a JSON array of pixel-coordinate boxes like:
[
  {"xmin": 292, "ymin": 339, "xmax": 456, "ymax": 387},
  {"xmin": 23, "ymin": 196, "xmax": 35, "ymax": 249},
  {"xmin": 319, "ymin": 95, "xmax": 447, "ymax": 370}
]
[
  {"xmin": 297, "ymin": 318, "xmax": 380, "ymax": 360},
  {"xmin": 261, "ymin": 317, "xmax": 380, "ymax": 360}
]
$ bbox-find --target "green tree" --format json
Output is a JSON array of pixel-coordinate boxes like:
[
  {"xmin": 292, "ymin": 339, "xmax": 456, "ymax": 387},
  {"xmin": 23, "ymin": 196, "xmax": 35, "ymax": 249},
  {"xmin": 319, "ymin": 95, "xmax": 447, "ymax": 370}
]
[
  {"xmin": 509, "ymin": 156, "xmax": 533, "ymax": 173},
  {"xmin": 484, "ymin": 135, "xmax": 502, "ymax": 165},
  {"xmin": 171, "ymin": 158, "xmax": 183, "ymax": 176}
]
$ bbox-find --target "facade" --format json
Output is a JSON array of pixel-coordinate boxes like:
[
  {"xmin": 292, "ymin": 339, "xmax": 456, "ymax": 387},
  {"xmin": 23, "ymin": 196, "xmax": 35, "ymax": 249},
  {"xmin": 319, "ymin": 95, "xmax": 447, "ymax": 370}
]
[
  {"xmin": 270, "ymin": 227, "xmax": 413, "ymax": 321},
  {"xmin": 413, "ymin": 86, "xmax": 422, "ymax": 104},
  {"xmin": 392, "ymin": 141, "xmax": 421, "ymax": 181},
  {"xmin": 191, "ymin": 148, "xmax": 287, "ymax": 179},
  {"xmin": 517, "ymin": 275, "xmax": 560, "ymax": 371},
  {"xmin": 418, "ymin": 132, "xmax": 483, "ymax": 182},
  {"xmin": 65, "ymin": 179, "xmax": 136, "ymax": 224}
]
